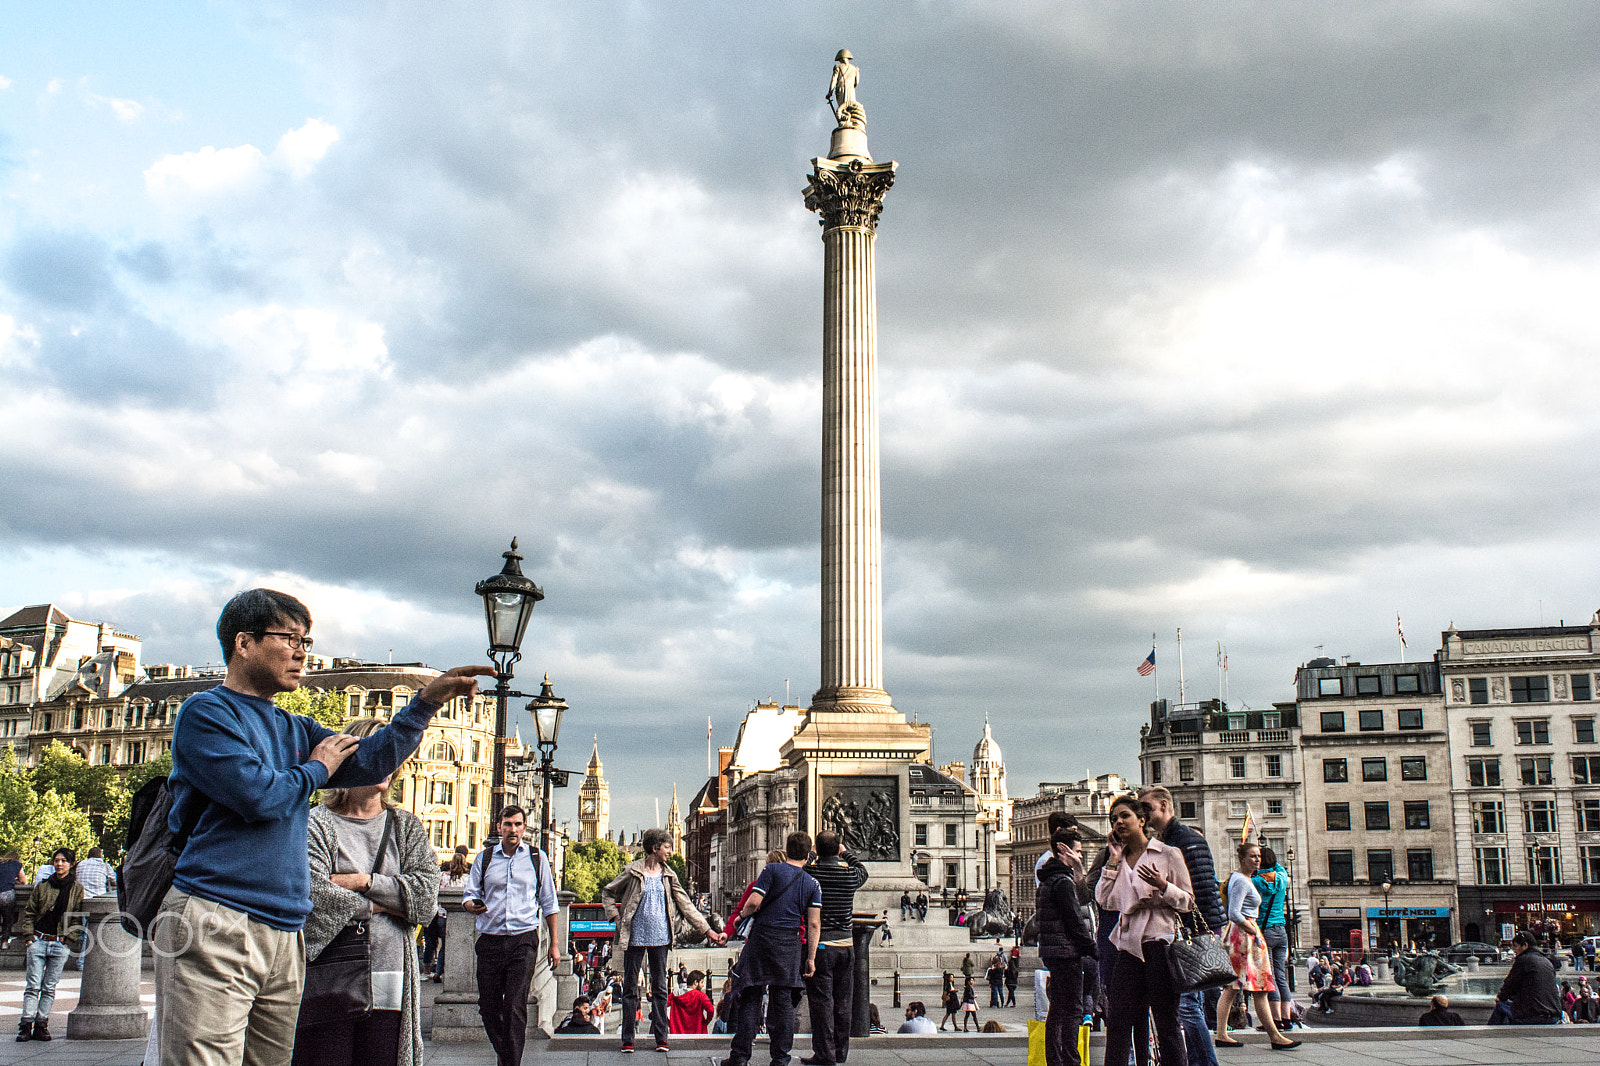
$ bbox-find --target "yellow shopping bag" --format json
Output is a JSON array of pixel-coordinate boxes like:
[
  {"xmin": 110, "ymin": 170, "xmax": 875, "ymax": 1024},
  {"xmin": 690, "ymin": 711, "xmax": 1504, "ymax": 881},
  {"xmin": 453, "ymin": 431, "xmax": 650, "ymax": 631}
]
[
  {"xmin": 1078, "ymin": 1018, "xmax": 1091, "ymax": 1065},
  {"xmin": 1027, "ymin": 1019, "xmax": 1048, "ymax": 1066}
]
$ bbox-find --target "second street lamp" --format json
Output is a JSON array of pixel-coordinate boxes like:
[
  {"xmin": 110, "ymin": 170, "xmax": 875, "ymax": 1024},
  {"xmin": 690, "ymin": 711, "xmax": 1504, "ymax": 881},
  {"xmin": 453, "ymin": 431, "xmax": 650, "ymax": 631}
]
[
  {"xmin": 475, "ymin": 538, "xmax": 545, "ymax": 831},
  {"xmin": 527, "ymin": 674, "xmax": 569, "ymax": 857}
]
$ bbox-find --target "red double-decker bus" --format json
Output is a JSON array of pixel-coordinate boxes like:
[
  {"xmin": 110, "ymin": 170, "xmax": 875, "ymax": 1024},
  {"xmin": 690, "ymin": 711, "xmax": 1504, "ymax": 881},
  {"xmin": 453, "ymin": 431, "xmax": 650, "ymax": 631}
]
[{"xmin": 568, "ymin": 902, "xmax": 616, "ymax": 955}]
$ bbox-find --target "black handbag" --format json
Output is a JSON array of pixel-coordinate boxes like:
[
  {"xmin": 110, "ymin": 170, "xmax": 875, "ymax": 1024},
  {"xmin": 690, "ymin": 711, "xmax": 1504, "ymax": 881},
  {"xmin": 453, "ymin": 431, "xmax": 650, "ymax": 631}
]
[
  {"xmin": 1166, "ymin": 900, "xmax": 1237, "ymax": 993},
  {"xmin": 299, "ymin": 811, "xmax": 395, "ymax": 1028}
]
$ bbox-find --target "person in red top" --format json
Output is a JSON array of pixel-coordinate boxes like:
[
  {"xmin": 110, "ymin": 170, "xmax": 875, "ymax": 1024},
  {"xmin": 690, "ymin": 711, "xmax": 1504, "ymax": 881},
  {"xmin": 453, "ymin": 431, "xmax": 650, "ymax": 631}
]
[{"xmin": 670, "ymin": 970, "xmax": 715, "ymax": 1034}]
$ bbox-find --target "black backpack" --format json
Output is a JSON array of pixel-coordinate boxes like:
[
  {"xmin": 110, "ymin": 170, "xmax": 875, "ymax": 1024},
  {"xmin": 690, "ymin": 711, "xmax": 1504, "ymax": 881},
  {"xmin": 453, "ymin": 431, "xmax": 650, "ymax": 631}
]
[{"xmin": 116, "ymin": 776, "xmax": 207, "ymax": 939}]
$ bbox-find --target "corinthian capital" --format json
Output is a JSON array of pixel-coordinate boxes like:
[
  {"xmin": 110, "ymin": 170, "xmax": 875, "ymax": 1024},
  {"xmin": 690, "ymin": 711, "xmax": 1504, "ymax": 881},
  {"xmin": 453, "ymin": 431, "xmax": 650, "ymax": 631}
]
[{"xmin": 805, "ymin": 158, "xmax": 898, "ymax": 232}]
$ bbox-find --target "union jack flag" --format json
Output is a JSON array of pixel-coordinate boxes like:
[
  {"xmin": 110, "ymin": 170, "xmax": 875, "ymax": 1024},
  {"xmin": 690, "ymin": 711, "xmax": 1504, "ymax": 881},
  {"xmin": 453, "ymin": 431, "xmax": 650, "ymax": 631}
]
[{"xmin": 1137, "ymin": 649, "xmax": 1156, "ymax": 677}]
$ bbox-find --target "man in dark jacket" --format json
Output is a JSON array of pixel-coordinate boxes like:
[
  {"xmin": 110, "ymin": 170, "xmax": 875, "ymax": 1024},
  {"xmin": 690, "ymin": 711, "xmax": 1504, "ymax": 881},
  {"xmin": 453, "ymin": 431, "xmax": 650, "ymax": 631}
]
[
  {"xmin": 801, "ymin": 832, "xmax": 868, "ymax": 1066},
  {"xmin": 1418, "ymin": 995, "xmax": 1463, "ymax": 1026},
  {"xmin": 1036, "ymin": 828, "xmax": 1096, "ymax": 1066},
  {"xmin": 1141, "ymin": 786, "xmax": 1223, "ymax": 1066},
  {"xmin": 1490, "ymin": 933, "xmax": 1561, "ymax": 1024}
]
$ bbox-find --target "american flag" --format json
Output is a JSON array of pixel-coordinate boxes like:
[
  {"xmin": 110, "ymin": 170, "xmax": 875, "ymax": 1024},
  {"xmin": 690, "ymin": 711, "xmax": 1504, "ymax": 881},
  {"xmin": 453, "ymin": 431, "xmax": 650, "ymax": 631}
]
[{"xmin": 1137, "ymin": 649, "xmax": 1156, "ymax": 677}]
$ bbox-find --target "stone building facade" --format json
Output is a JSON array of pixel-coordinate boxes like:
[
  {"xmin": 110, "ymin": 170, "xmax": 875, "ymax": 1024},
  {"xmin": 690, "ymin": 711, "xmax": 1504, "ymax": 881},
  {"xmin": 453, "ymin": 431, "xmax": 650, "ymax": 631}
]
[
  {"xmin": 1295, "ymin": 658, "xmax": 1454, "ymax": 952},
  {"xmin": 1439, "ymin": 623, "xmax": 1600, "ymax": 943},
  {"xmin": 1008, "ymin": 773, "xmax": 1128, "ymax": 919},
  {"xmin": 1, "ymin": 604, "xmax": 145, "ymax": 758}
]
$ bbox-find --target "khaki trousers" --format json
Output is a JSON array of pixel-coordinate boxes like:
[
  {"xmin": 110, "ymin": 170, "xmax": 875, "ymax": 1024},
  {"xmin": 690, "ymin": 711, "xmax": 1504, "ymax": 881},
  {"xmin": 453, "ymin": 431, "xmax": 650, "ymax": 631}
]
[{"xmin": 153, "ymin": 889, "xmax": 306, "ymax": 1066}]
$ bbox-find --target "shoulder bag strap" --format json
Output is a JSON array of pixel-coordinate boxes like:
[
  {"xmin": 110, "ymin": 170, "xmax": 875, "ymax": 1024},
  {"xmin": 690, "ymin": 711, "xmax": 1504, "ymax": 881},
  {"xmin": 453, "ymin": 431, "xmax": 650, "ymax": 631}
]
[
  {"xmin": 753, "ymin": 865, "xmax": 804, "ymax": 927},
  {"xmin": 372, "ymin": 810, "xmax": 396, "ymax": 875}
]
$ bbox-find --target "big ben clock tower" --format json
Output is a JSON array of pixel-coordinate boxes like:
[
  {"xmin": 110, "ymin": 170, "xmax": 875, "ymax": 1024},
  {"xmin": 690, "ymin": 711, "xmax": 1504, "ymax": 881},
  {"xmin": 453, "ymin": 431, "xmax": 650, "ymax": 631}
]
[{"xmin": 577, "ymin": 738, "xmax": 610, "ymax": 843}]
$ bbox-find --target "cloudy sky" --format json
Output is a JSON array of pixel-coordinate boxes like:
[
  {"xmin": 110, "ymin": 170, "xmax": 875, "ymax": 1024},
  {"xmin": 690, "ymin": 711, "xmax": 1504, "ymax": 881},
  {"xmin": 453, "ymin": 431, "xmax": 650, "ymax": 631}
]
[{"xmin": 4, "ymin": 2, "xmax": 1599, "ymax": 834}]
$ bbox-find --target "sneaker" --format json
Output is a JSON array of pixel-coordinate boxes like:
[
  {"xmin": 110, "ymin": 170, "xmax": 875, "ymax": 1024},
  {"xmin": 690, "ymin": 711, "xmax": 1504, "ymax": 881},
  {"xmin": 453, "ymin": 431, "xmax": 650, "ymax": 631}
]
[
  {"xmin": 621, "ymin": 1040, "xmax": 635, "ymax": 1053},
  {"xmin": 656, "ymin": 1040, "xmax": 669, "ymax": 1052}
]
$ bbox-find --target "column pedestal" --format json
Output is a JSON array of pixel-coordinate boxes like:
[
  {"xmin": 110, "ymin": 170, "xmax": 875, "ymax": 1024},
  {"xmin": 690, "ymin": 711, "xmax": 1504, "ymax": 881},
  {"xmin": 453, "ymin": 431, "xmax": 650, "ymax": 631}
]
[
  {"xmin": 67, "ymin": 896, "xmax": 148, "ymax": 1039},
  {"xmin": 430, "ymin": 887, "xmax": 488, "ymax": 1043}
]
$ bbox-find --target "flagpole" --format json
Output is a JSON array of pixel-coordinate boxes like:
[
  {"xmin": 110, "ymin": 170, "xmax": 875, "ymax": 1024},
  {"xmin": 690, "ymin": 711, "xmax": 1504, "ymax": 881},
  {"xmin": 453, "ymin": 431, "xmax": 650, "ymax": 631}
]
[
  {"xmin": 1153, "ymin": 632, "xmax": 1160, "ymax": 702},
  {"xmin": 1177, "ymin": 627, "xmax": 1187, "ymax": 708},
  {"xmin": 1398, "ymin": 612, "xmax": 1407, "ymax": 664},
  {"xmin": 1217, "ymin": 641, "xmax": 1223, "ymax": 708}
]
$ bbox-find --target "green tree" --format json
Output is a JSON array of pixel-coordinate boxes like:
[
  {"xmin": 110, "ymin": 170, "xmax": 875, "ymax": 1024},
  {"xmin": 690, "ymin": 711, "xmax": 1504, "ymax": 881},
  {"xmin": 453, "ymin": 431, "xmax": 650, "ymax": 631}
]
[
  {"xmin": 666, "ymin": 853, "xmax": 688, "ymax": 886},
  {"xmin": 274, "ymin": 687, "xmax": 348, "ymax": 729},
  {"xmin": 562, "ymin": 838, "xmax": 632, "ymax": 902},
  {"xmin": 0, "ymin": 746, "xmax": 97, "ymax": 867},
  {"xmin": 33, "ymin": 740, "xmax": 126, "ymax": 816}
]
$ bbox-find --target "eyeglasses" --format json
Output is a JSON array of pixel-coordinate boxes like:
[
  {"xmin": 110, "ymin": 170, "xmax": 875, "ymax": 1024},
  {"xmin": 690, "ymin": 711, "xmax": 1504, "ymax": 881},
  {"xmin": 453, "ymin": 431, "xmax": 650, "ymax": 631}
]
[{"xmin": 257, "ymin": 631, "xmax": 315, "ymax": 650}]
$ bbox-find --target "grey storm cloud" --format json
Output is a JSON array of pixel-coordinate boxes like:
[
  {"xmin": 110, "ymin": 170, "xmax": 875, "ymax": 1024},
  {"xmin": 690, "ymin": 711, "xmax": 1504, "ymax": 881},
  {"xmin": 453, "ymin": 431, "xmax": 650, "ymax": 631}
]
[{"xmin": 3, "ymin": 1, "xmax": 1600, "ymax": 827}]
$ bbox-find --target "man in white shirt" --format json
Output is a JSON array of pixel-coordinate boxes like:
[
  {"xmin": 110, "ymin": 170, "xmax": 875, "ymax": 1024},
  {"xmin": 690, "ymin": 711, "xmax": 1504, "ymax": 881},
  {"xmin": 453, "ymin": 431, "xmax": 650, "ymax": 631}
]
[
  {"xmin": 897, "ymin": 1001, "xmax": 939, "ymax": 1034},
  {"xmin": 464, "ymin": 805, "xmax": 562, "ymax": 1066},
  {"xmin": 74, "ymin": 847, "xmax": 116, "ymax": 897}
]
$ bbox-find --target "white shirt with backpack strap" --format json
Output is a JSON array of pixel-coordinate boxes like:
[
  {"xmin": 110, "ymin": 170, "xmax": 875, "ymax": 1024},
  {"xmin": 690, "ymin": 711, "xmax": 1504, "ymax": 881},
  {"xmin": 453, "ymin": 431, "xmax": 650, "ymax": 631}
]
[{"xmin": 462, "ymin": 842, "xmax": 558, "ymax": 935}]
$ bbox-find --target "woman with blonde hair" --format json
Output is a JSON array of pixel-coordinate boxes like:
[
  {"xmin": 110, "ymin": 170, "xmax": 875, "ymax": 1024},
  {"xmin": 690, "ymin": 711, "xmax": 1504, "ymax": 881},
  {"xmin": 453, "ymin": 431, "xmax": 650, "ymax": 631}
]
[
  {"xmin": 296, "ymin": 718, "xmax": 441, "ymax": 1066},
  {"xmin": 1214, "ymin": 842, "xmax": 1299, "ymax": 1050}
]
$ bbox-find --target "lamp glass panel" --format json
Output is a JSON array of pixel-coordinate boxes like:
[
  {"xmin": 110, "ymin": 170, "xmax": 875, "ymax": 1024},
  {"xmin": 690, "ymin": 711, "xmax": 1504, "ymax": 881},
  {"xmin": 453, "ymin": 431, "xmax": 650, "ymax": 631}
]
[{"xmin": 484, "ymin": 591, "xmax": 533, "ymax": 651}]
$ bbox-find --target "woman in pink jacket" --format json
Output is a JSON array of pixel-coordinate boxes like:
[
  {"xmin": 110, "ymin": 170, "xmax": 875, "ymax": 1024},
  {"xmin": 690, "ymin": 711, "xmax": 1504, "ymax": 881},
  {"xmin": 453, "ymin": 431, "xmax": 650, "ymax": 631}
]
[{"xmin": 1096, "ymin": 794, "xmax": 1194, "ymax": 1066}]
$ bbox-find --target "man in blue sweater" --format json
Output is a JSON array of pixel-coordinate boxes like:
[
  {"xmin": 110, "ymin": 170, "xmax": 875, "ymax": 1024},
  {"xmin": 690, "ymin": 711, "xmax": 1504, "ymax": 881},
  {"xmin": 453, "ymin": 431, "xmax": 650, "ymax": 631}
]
[{"xmin": 151, "ymin": 589, "xmax": 490, "ymax": 1066}]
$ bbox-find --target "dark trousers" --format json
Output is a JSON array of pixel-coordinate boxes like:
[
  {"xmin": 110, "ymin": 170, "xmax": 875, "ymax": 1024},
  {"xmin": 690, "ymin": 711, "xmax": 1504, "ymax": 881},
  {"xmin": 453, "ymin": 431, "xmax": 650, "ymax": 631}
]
[
  {"xmin": 1045, "ymin": 961, "xmax": 1085, "ymax": 1066},
  {"xmin": 622, "ymin": 943, "xmax": 670, "ymax": 1045},
  {"xmin": 476, "ymin": 930, "xmax": 538, "ymax": 1066},
  {"xmin": 729, "ymin": 984, "xmax": 802, "ymax": 1066},
  {"xmin": 1106, "ymin": 944, "xmax": 1186, "ymax": 1066},
  {"xmin": 990, "ymin": 978, "xmax": 1003, "ymax": 1007},
  {"xmin": 805, "ymin": 944, "xmax": 855, "ymax": 1063},
  {"xmin": 292, "ymin": 1010, "xmax": 401, "ymax": 1066},
  {"xmin": 421, "ymin": 921, "xmax": 443, "ymax": 969},
  {"xmin": 1005, "ymin": 980, "xmax": 1018, "ymax": 1007}
]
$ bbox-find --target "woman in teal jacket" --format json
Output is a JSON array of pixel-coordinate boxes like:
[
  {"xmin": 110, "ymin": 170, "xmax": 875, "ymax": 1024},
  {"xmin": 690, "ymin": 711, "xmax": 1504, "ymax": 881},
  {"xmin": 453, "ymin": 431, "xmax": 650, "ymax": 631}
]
[{"xmin": 1252, "ymin": 847, "xmax": 1292, "ymax": 1031}]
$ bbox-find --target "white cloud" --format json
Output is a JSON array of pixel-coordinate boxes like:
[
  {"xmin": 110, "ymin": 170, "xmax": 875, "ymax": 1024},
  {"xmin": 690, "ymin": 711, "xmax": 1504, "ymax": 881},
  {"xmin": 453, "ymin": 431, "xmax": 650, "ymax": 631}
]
[
  {"xmin": 0, "ymin": 75, "xmax": 12, "ymax": 91},
  {"xmin": 85, "ymin": 90, "xmax": 145, "ymax": 122},
  {"xmin": 144, "ymin": 143, "xmax": 267, "ymax": 196},
  {"xmin": 217, "ymin": 304, "xmax": 391, "ymax": 383},
  {"xmin": 275, "ymin": 118, "xmax": 340, "ymax": 178},
  {"xmin": 0, "ymin": 314, "xmax": 40, "ymax": 370}
]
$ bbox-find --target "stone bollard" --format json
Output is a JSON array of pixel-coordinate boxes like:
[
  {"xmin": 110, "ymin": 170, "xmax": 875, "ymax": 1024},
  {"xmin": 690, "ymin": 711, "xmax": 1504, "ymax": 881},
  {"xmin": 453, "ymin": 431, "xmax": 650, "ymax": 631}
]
[
  {"xmin": 431, "ymin": 886, "xmax": 487, "ymax": 1043},
  {"xmin": 67, "ymin": 895, "xmax": 148, "ymax": 1039},
  {"xmin": 1466, "ymin": 956, "xmax": 1480, "ymax": 972},
  {"xmin": 1374, "ymin": 959, "xmax": 1390, "ymax": 982}
]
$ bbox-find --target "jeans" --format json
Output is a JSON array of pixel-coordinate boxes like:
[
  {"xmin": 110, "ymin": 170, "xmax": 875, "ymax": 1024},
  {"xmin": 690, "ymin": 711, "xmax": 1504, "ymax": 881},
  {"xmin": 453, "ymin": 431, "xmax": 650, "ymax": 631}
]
[
  {"xmin": 729, "ymin": 984, "xmax": 802, "ymax": 1066},
  {"xmin": 1177, "ymin": 990, "xmax": 1216, "ymax": 1066},
  {"xmin": 622, "ymin": 944, "xmax": 670, "ymax": 1046},
  {"xmin": 1261, "ymin": 927, "xmax": 1290, "ymax": 1005},
  {"xmin": 1045, "ymin": 960, "xmax": 1085, "ymax": 1066},
  {"xmin": 23, "ymin": 939, "xmax": 70, "ymax": 1020},
  {"xmin": 292, "ymin": 1010, "xmax": 402, "ymax": 1066},
  {"xmin": 1488, "ymin": 1001, "xmax": 1559, "ymax": 1026},
  {"xmin": 990, "ymin": 979, "xmax": 1003, "ymax": 1007},
  {"xmin": 476, "ymin": 930, "xmax": 538, "ymax": 1066},
  {"xmin": 805, "ymin": 944, "xmax": 855, "ymax": 1063},
  {"xmin": 1106, "ymin": 945, "xmax": 1186, "ymax": 1066}
]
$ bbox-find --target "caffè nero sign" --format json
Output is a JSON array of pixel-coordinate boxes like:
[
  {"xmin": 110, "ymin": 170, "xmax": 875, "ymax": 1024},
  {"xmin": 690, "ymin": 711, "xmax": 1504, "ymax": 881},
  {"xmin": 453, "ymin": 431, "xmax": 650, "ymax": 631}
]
[{"xmin": 1461, "ymin": 635, "xmax": 1592, "ymax": 657}]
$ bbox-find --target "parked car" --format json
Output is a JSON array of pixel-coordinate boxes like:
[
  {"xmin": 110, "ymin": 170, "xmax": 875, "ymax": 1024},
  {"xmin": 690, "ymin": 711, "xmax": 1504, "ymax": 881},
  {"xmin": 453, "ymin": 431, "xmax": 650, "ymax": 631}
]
[{"xmin": 1442, "ymin": 941, "xmax": 1502, "ymax": 964}]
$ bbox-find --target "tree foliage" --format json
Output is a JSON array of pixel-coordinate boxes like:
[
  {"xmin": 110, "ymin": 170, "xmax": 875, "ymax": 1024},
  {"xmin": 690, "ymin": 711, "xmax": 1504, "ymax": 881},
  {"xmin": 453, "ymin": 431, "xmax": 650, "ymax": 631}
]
[
  {"xmin": 274, "ymin": 687, "xmax": 349, "ymax": 730},
  {"xmin": 0, "ymin": 745, "xmax": 97, "ymax": 866},
  {"xmin": 33, "ymin": 740, "xmax": 126, "ymax": 816},
  {"xmin": 562, "ymin": 838, "xmax": 634, "ymax": 903},
  {"xmin": 666, "ymin": 853, "xmax": 688, "ymax": 887}
]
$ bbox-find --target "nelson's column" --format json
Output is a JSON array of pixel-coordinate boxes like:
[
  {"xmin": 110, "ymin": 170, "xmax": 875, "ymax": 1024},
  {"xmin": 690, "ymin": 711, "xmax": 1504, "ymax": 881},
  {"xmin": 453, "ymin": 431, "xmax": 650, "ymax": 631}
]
[{"xmin": 778, "ymin": 50, "xmax": 933, "ymax": 897}]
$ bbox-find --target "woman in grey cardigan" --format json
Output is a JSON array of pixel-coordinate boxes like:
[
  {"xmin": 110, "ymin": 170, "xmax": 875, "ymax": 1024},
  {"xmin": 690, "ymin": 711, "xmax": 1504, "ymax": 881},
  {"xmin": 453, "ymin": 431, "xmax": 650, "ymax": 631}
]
[{"xmin": 296, "ymin": 718, "xmax": 441, "ymax": 1066}]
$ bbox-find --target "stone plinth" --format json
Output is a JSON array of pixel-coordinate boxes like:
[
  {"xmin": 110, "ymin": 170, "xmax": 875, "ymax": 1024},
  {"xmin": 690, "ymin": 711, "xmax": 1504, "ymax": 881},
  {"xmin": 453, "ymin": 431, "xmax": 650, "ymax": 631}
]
[
  {"xmin": 430, "ymin": 887, "xmax": 487, "ymax": 1043},
  {"xmin": 67, "ymin": 896, "xmax": 149, "ymax": 1039}
]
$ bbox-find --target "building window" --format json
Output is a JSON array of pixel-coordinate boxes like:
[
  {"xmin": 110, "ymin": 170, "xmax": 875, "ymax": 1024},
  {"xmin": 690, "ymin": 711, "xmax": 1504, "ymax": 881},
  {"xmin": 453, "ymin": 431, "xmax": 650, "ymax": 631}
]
[
  {"xmin": 944, "ymin": 862, "xmax": 958, "ymax": 889},
  {"xmin": 914, "ymin": 824, "xmax": 927, "ymax": 846},
  {"xmin": 1476, "ymin": 847, "xmax": 1509, "ymax": 885},
  {"xmin": 71, "ymin": 705, "xmax": 84, "ymax": 730},
  {"xmin": 1577, "ymin": 718, "xmax": 1597, "ymax": 744},
  {"xmin": 1583, "ymin": 846, "xmax": 1600, "ymax": 884},
  {"xmin": 1367, "ymin": 849, "xmax": 1394, "ymax": 884},
  {"xmin": 467, "ymin": 821, "xmax": 478, "ymax": 849},
  {"xmin": 1515, "ymin": 719, "xmax": 1551, "ymax": 745},
  {"xmin": 1404, "ymin": 800, "xmax": 1431, "ymax": 830},
  {"xmin": 1328, "ymin": 850, "xmax": 1354, "ymax": 883},
  {"xmin": 1267, "ymin": 799, "xmax": 1284, "ymax": 816},
  {"xmin": 429, "ymin": 820, "xmax": 453, "ymax": 849},
  {"xmin": 1520, "ymin": 756, "xmax": 1554, "ymax": 786},
  {"xmin": 1470, "ymin": 721, "xmax": 1492, "ymax": 746},
  {"xmin": 1469, "ymin": 678, "xmax": 1489, "ymax": 705},
  {"xmin": 1318, "ymin": 678, "xmax": 1343, "ymax": 697},
  {"xmin": 1149, "ymin": 760, "xmax": 1162, "ymax": 784},
  {"xmin": 1511, "ymin": 676, "xmax": 1550, "ymax": 704},
  {"xmin": 1359, "ymin": 709, "xmax": 1384, "ymax": 731},
  {"xmin": 1356, "ymin": 676, "xmax": 1381, "ymax": 696},
  {"xmin": 1407, "ymin": 849, "xmax": 1434, "ymax": 880},
  {"xmin": 1365, "ymin": 802, "xmax": 1391, "ymax": 830},
  {"xmin": 471, "ymin": 739, "xmax": 481, "ymax": 762},
  {"xmin": 1229, "ymin": 756, "xmax": 1246, "ymax": 779},
  {"xmin": 1320, "ymin": 711, "xmax": 1345, "ymax": 732},
  {"xmin": 1400, "ymin": 756, "xmax": 1427, "ymax": 781},
  {"xmin": 1573, "ymin": 756, "xmax": 1600, "ymax": 784},
  {"xmin": 1265, "ymin": 754, "xmax": 1282, "ymax": 777},
  {"xmin": 1473, "ymin": 800, "xmax": 1505, "ymax": 834},
  {"xmin": 128, "ymin": 741, "xmax": 144, "ymax": 764},
  {"xmin": 430, "ymin": 781, "xmax": 454, "ymax": 806},
  {"xmin": 1395, "ymin": 674, "xmax": 1421, "ymax": 694},
  {"xmin": 468, "ymin": 783, "xmax": 479, "ymax": 808},
  {"xmin": 945, "ymin": 823, "xmax": 958, "ymax": 847},
  {"xmin": 1527, "ymin": 845, "xmax": 1562, "ymax": 885},
  {"xmin": 1323, "ymin": 759, "xmax": 1348, "ymax": 783},
  {"xmin": 1578, "ymin": 799, "xmax": 1600, "ymax": 832},
  {"xmin": 1262, "ymin": 712, "xmax": 1281, "ymax": 729},
  {"xmin": 1179, "ymin": 801, "xmax": 1197, "ymax": 820},
  {"xmin": 1229, "ymin": 800, "xmax": 1249, "ymax": 818},
  {"xmin": 1574, "ymin": 675, "xmax": 1593, "ymax": 702},
  {"xmin": 1523, "ymin": 800, "xmax": 1556, "ymax": 835},
  {"xmin": 99, "ymin": 743, "xmax": 111, "ymax": 764},
  {"xmin": 1397, "ymin": 707, "xmax": 1424, "ymax": 730},
  {"xmin": 1178, "ymin": 758, "xmax": 1195, "ymax": 782},
  {"xmin": 1468, "ymin": 757, "xmax": 1501, "ymax": 787},
  {"xmin": 1326, "ymin": 803, "xmax": 1351, "ymax": 831},
  {"xmin": 1227, "ymin": 714, "xmax": 1246, "ymax": 732},
  {"xmin": 1362, "ymin": 758, "xmax": 1388, "ymax": 782},
  {"xmin": 427, "ymin": 740, "xmax": 459, "ymax": 761}
]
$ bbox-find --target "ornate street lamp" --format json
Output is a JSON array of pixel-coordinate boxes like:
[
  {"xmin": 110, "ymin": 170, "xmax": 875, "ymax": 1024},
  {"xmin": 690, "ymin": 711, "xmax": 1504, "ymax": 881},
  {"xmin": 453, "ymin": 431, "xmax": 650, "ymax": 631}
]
[
  {"xmin": 1285, "ymin": 844, "xmax": 1298, "ymax": 956},
  {"xmin": 1381, "ymin": 878, "xmax": 1393, "ymax": 954},
  {"xmin": 527, "ymin": 674, "xmax": 569, "ymax": 857},
  {"xmin": 475, "ymin": 539, "xmax": 545, "ymax": 831}
]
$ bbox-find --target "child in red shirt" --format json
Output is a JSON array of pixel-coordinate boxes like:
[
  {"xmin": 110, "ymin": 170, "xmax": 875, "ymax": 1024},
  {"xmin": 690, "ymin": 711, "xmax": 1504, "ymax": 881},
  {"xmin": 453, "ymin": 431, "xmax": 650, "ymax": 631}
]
[{"xmin": 669, "ymin": 969, "xmax": 715, "ymax": 1034}]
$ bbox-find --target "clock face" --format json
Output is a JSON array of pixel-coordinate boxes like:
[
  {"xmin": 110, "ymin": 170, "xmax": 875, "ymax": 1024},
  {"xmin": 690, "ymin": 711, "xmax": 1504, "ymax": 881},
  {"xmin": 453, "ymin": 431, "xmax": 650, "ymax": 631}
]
[{"xmin": 582, "ymin": 799, "xmax": 595, "ymax": 813}]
